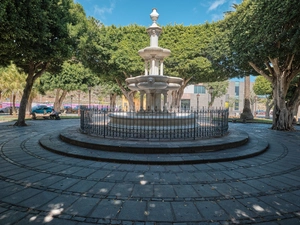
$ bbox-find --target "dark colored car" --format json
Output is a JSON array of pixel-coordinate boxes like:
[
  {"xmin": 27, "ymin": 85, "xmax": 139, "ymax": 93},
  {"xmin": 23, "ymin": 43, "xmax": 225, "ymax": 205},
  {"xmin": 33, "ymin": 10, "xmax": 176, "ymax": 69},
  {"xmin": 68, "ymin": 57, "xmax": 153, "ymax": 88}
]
[
  {"xmin": 0, "ymin": 107, "xmax": 11, "ymax": 113},
  {"xmin": 0, "ymin": 107, "xmax": 19, "ymax": 113},
  {"xmin": 31, "ymin": 105, "xmax": 53, "ymax": 114}
]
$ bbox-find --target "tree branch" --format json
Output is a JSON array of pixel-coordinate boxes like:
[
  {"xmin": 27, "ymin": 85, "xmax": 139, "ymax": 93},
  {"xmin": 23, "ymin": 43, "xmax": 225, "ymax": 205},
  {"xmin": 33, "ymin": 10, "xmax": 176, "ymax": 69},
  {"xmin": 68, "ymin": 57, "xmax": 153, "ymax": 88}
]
[
  {"xmin": 248, "ymin": 61, "xmax": 272, "ymax": 82},
  {"xmin": 286, "ymin": 54, "xmax": 294, "ymax": 70},
  {"xmin": 268, "ymin": 57, "xmax": 281, "ymax": 76},
  {"xmin": 33, "ymin": 62, "xmax": 50, "ymax": 82}
]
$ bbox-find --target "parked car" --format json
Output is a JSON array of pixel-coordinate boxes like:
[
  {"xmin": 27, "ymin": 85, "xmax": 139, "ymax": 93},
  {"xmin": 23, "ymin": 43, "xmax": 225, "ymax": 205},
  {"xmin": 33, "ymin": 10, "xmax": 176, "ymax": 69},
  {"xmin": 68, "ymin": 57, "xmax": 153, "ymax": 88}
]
[
  {"xmin": 31, "ymin": 105, "xmax": 53, "ymax": 114},
  {"xmin": 0, "ymin": 107, "xmax": 19, "ymax": 113},
  {"xmin": 0, "ymin": 107, "xmax": 11, "ymax": 113}
]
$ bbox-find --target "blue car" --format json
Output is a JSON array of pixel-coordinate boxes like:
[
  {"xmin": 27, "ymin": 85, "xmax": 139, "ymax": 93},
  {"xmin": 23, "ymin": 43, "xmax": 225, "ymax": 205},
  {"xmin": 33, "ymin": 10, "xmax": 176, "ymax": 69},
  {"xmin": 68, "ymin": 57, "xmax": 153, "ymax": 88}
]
[{"xmin": 31, "ymin": 105, "xmax": 53, "ymax": 114}]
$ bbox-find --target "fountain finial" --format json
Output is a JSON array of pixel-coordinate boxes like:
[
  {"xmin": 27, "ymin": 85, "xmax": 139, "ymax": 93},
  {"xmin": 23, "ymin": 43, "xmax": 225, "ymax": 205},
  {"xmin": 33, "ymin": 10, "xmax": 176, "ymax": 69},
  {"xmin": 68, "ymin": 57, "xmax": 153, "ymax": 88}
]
[{"xmin": 150, "ymin": 8, "xmax": 159, "ymax": 25}]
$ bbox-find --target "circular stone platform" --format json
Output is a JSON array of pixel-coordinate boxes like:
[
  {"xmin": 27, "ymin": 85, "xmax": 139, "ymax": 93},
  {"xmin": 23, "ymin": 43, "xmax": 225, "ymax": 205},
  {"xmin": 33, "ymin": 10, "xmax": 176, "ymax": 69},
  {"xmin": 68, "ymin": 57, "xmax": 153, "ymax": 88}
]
[{"xmin": 39, "ymin": 126, "xmax": 269, "ymax": 165}]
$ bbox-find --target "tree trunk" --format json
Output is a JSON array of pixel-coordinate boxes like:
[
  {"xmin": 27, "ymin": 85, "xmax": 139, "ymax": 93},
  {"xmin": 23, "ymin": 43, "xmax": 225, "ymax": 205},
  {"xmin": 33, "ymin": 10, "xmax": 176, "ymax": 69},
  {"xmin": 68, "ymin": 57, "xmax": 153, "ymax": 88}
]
[
  {"xmin": 110, "ymin": 93, "xmax": 117, "ymax": 110},
  {"xmin": 171, "ymin": 89, "xmax": 182, "ymax": 110},
  {"xmin": 271, "ymin": 74, "xmax": 294, "ymax": 130},
  {"xmin": 53, "ymin": 89, "xmax": 61, "ymax": 111},
  {"xmin": 14, "ymin": 75, "xmax": 34, "ymax": 126},
  {"xmin": 209, "ymin": 93, "xmax": 215, "ymax": 108},
  {"xmin": 26, "ymin": 96, "xmax": 34, "ymax": 115},
  {"xmin": 115, "ymin": 78, "xmax": 135, "ymax": 111},
  {"xmin": 54, "ymin": 89, "xmax": 67, "ymax": 112},
  {"xmin": 249, "ymin": 56, "xmax": 300, "ymax": 130},
  {"xmin": 14, "ymin": 62, "xmax": 49, "ymax": 126},
  {"xmin": 240, "ymin": 75, "xmax": 254, "ymax": 120},
  {"xmin": 170, "ymin": 77, "xmax": 191, "ymax": 110},
  {"xmin": 12, "ymin": 94, "xmax": 17, "ymax": 115},
  {"xmin": 265, "ymin": 99, "xmax": 274, "ymax": 119}
]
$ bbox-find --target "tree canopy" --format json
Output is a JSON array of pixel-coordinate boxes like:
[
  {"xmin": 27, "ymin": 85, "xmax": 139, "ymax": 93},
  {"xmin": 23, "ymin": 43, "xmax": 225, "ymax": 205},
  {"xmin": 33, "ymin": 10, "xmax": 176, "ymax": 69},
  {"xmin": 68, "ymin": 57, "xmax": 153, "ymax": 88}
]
[
  {"xmin": 253, "ymin": 76, "xmax": 272, "ymax": 97},
  {"xmin": 81, "ymin": 22, "xmax": 229, "ymax": 108},
  {"xmin": 207, "ymin": 0, "xmax": 300, "ymax": 130},
  {"xmin": 0, "ymin": 0, "xmax": 87, "ymax": 125},
  {"xmin": 40, "ymin": 61, "xmax": 99, "ymax": 111}
]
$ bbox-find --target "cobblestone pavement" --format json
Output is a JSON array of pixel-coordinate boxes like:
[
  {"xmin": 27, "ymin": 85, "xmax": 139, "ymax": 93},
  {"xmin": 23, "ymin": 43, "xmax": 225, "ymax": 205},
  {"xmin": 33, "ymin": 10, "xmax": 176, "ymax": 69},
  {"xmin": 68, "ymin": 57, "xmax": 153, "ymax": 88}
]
[{"xmin": 0, "ymin": 119, "xmax": 299, "ymax": 225}]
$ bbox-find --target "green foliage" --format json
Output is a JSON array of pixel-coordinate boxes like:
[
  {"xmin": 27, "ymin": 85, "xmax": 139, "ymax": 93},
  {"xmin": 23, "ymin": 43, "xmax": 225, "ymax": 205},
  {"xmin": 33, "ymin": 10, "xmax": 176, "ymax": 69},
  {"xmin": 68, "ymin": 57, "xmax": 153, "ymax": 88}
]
[
  {"xmin": 203, "ymin": 81, "xmax": 229, "ymax": 106},
  {"xmin": 161, "ymin": 24, "xmax": 221, "ymax": 84},
  {"xmin": 216, "ymin": 0, "xmax": 300, "ymax": 74},
  {"xmin": 253, "ymin": 76, "xmax": 272, "ymax": 96},
  {"xmin": 40, "ymin": 61, "xmax": 99, "ymax": 92},
  {"xmin": 82, "ymin": 22, "xmax": 228, "ymax": 88},
  {"xmin": 0, "ymin": 63, "xmax": 26, "ymax": 97},
  {"xmin": 0, "ymin": 0, "xmax": 87, "ymax": 125},
  {"xmin": 0, "ymin": 0, "xmax": 82, "ymax": 72}
]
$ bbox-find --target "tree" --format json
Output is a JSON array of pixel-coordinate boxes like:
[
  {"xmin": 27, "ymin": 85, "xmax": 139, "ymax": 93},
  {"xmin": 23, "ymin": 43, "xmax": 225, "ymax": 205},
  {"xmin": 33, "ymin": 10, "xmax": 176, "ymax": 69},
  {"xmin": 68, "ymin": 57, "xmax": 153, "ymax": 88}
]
[
  {"xmin": 203, "ymin": 81, "xmax": 229, "ymax": 107},
  {"xmin": 0, "ymin": 63, "xmax": 26, "ymax": 115},
  {"xmin": 161, "ymin": 24, "xmax": 225, "ymax": 108},
  {"xmin": 81, "ymin": 24, "xmax": 148, "ymax": 110},
  {"xmin": 285, "ymin": 74, "xmax": 300, "ymax": 123},
  {"xmin": 212, "ymin": 0, "xmax": 300, "ymax": 130},
  {"xmin": 40, "ymin": 61, "xmax": 99, "ymax": 111},
  {"xmin": 0, "ymin": 0, "xmax": 85, "ymax": 126},
  {"xmin": 253, "ymin": 76, "xmax": 273, "ymax": 119}
]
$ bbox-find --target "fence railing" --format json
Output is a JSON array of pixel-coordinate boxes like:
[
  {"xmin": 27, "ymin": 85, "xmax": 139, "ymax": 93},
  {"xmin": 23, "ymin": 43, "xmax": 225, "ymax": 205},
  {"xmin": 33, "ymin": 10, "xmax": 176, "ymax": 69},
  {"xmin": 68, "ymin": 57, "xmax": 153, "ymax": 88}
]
[{"xmin": 80, "ymin": 107, "xmax": 229, "ymax": 141}]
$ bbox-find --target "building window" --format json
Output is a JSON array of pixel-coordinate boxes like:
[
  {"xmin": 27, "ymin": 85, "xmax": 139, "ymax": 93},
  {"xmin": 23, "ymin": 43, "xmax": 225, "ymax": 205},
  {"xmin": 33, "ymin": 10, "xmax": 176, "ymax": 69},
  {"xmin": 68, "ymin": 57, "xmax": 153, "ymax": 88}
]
[
  {"xmin": 194, "ymin": 85, "xmax": 206, "ymax": 94},
  {"xmin": 234, "ymin": 98, "xmax": 239, "ymax": 111},
  {"xmin": 181, "ymin": 99, "xmax": 190, "ymax": 110},
  {"xmin": 234, "ymin": 82, "xmax": 240, "ymax": 110}
]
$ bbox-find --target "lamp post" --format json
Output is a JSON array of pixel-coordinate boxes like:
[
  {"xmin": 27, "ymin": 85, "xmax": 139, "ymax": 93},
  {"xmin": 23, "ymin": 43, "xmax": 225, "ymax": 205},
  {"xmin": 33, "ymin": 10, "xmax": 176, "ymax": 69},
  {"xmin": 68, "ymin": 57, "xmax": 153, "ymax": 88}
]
[
  {"xmin": 10, "ymin": 91, "xmax": 13, "ymax": 115},
  {"xmin": 208, "ymin": 86, "xmax": 214, "ymax": 108},
  {"xmin": 254, "ymin": 96, "xmax": 258, "ymax": 117},
  {"xmin": 196, "ymin": 93, "xmax": 200, "ymax": 112},
  {"xmin": 88, "ymin": 86, "xmax": 92, "ymax": 108},
  {"xmin": 70, "ymin": 95, "xmax": 73, "ymax": 111},
  {"xmin": 77, "ymin": 90, "xmax": 80, "ymax": 116}
]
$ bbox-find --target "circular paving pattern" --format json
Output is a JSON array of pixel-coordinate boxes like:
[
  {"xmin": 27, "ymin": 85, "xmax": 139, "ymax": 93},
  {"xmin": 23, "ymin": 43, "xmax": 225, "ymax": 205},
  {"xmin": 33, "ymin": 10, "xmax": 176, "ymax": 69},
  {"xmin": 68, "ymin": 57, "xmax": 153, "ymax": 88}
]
[{"xmin": 0, "ymin": 119, "xmax": 299, "ymax": 224}]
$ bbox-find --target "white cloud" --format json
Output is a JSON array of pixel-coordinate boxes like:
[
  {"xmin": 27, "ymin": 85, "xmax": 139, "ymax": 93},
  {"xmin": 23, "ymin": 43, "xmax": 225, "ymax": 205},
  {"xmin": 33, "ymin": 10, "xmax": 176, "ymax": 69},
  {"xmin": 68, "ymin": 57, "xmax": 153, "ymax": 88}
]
[
  {"xmin": 94, "ymin": 1, "xmax": 115, "ymax": 20},
  {"xmin": 211, "ymin": 13, "xmax": 224, "ymax": 21},
  {"xmin": 208, "ymin": 0, "xmax": 227, "ymax": 11}
]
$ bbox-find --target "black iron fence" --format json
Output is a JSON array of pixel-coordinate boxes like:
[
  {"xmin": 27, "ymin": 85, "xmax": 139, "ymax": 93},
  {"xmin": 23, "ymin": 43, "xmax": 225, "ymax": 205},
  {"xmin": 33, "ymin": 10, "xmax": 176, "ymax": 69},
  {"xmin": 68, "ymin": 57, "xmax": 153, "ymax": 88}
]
[{"xmin": 80, "ymin": 107, "xmax": 229, "ymax": 141}]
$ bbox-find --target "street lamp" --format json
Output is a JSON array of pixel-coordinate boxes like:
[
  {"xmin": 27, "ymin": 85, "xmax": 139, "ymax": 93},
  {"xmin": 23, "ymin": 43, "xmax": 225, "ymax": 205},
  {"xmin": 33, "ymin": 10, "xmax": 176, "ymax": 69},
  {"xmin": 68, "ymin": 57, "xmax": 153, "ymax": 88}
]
[
  {"xmin": 70, "ymin": 95, "xmax": 73, "ymax": 110},
  {"xmin": 208, "ymin": 86, "xmax": 214, "ymax": 108},
  {"xmin": 196, "ymin": 93, "xmax": 200, "ymax": 112},
  {"xmin": 254, "ymin": 96, "xmax": 258, "ymax": 117},
  {"xmin": 88, "ymin": 86, "xmax": 92, "ymax": 108},
  {"xmin": 77, "ymin": 90, "xmax": 81, "ymax": 116}
]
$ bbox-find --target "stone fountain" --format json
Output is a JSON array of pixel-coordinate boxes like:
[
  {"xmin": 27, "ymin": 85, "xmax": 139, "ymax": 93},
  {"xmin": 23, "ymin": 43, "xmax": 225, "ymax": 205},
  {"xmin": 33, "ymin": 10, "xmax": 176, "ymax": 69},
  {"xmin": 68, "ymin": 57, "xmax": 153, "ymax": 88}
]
[
  {"xmin": 125, "ymin": 8, "xmax": 183, "ymax": 112},
  {"xmin": 107, "ymin": 9, "xmax": 197, "ymax": 137}
]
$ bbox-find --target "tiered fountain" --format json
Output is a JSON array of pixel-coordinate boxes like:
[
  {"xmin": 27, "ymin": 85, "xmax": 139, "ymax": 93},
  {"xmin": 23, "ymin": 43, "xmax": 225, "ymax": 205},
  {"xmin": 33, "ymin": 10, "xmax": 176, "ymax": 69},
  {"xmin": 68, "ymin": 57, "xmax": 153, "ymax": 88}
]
[
  {"xmin": 107, "ymin": 9, "xmax": 197, "ymax": 137},
  {"xmin": 126, "ymin": 8, "xmax": 182, "ymax": 112}
]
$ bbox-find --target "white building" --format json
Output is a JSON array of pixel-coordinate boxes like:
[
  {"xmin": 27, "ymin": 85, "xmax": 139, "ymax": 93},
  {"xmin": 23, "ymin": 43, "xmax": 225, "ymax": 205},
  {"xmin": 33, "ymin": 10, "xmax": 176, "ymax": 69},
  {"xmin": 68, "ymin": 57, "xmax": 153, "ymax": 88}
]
[{"xmin": 180, "ymin": 80, "xmax": 254, "ymax": 117}]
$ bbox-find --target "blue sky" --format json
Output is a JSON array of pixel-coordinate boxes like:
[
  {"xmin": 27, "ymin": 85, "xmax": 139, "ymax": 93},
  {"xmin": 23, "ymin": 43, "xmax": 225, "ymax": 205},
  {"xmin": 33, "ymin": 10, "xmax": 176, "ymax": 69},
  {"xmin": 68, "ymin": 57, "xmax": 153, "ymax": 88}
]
[{"xmin": 74, "ymin": 0, "xmax": 242, "ymax": 26}]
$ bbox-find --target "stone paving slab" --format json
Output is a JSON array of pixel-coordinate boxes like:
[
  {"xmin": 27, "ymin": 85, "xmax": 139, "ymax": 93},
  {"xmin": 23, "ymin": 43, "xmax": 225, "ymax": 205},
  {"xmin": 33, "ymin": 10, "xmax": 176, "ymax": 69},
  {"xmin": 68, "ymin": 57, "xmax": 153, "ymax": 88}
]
[{"xmin": 0, "ymin": 119, "xmax": 299, "ymax": 224}]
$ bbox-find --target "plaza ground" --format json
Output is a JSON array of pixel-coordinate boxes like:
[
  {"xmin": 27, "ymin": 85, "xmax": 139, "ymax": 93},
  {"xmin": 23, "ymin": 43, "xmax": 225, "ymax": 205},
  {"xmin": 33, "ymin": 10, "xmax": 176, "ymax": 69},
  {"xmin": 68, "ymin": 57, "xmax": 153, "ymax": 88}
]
[{"xmin": 0, "ymin": 119, "xmax": 299, "ymax": 224}]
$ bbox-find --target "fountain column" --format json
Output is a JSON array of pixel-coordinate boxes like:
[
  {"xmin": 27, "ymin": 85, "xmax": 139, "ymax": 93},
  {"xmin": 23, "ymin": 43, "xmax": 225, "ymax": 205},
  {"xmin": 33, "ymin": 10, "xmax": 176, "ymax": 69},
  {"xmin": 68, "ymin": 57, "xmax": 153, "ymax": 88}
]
[
  {"xmin": 144, "ymin": 61, "xmax": 148, "ymax": 75},
  {"xmin": 160, "ymin": 59, "xmax": 164, "ymax": 75},
  {"xmin": 140, "ymin": 91, "xmax": 145, "ymax": 111},
  {"xmin": 163, "ymin": 92, "xmax": 168, "ymax": 111}
]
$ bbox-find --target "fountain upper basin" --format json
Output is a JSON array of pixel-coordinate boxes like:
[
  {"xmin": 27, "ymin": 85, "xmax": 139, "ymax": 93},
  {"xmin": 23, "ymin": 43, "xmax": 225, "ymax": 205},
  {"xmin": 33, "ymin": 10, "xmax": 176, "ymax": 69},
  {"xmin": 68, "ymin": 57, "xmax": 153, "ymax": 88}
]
[{"xmin": 126, "ymin": 75, "xmax": 183, "ymax": 92}]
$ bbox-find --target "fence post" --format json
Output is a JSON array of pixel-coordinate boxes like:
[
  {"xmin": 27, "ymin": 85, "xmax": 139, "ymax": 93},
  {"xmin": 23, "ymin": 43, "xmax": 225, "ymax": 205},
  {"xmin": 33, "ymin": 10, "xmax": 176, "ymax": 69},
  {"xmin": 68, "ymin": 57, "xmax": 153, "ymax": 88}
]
[
  {"xmin": 194, "ymin": 111, "xmax": 196, "ymax": 140},
  {"xmin": 103, "ymin": 110, "xmax": 106, "ymax": 138}
]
